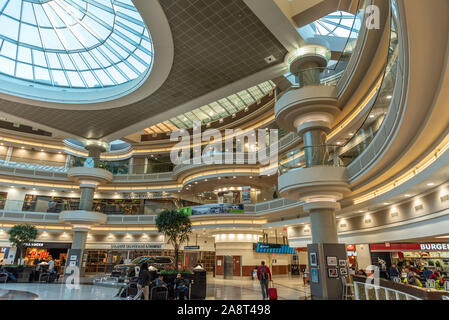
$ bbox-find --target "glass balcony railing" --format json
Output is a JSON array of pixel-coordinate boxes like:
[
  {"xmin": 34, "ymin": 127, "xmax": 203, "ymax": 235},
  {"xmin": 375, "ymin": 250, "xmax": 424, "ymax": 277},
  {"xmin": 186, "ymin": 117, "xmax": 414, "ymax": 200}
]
[
  {"xmin": 282, "ymin": 0, "xmax": 367, "ymax": 91},
  {"xmin": 0, "ymin": 199, "xmax": 177, "ymax": 216},
  {"xmin": 0, "ymin": 156, "xmax": 68, "ymax": 173},
  {"xmin": 278, "ymin": 145, "xmax": 343, "ymax": 175},
  {"xmin": 339, "ymin": 0, "xmax": 399, "ymax": 166}
]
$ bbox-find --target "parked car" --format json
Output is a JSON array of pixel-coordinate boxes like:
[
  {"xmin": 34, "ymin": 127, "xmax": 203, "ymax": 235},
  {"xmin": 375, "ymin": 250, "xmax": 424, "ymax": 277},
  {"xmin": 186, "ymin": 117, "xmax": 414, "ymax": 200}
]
[{"xmin": 111, "ymin": 256, "xmax": 174, "ymax": 280}]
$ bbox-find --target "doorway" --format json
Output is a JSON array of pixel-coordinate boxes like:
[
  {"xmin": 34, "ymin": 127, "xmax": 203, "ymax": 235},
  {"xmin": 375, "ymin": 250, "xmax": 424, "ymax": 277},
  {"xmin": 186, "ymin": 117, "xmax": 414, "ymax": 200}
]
[
  {"xmin": 233, "ymin": 256, "xmax": 241, "ymax": 276},
  {"xmin": 184, "ymin": 252, "xmax": 200, "ymax": 269},
  {"xmin": 223, "ymin": 256, "xmax": 233, "ymax": 279}
]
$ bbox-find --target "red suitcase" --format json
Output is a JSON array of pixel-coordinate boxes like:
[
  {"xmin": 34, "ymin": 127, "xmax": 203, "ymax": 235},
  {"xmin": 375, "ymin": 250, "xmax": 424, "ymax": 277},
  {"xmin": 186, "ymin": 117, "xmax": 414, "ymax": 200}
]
[{"xmin": 268, "ymin": 282, "xmax": 278, "ymax": 300}]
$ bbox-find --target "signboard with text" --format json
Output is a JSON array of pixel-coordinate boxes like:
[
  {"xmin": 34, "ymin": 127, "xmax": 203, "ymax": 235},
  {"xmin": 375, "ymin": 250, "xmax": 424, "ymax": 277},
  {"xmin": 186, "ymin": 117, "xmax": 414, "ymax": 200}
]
[{"xmin": 370, "ymin": 243, "xmax": 449, "ymax": 252}]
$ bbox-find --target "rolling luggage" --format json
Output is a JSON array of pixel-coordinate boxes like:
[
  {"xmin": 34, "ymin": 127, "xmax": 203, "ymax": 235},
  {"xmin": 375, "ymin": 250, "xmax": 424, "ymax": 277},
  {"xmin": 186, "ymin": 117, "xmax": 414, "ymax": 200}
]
[{"xmin": 268, "ymin": 281, "xmax": 277, "ymax": 300}]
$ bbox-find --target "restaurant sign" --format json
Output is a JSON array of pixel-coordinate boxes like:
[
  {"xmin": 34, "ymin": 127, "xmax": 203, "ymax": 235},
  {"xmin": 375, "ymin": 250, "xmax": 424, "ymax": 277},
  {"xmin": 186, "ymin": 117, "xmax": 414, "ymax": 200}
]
[{"xmin": 370, "ymin": 243, "xmax": 449, "ymax": 252}]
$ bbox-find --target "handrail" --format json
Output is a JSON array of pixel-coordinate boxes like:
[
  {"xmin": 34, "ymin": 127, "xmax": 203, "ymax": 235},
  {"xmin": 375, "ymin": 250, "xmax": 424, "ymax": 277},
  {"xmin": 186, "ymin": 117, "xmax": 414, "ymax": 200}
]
[
  {"xmin": 339, "ymin": 0, "xmax": 398, "ymax": 167},
  {"xmin": 352, "ymin": 276, "xmax": 449, "ymax": 300},
  {"xmin": 280, "ymin": 0, "xmax": 366, "ymax": 92}
]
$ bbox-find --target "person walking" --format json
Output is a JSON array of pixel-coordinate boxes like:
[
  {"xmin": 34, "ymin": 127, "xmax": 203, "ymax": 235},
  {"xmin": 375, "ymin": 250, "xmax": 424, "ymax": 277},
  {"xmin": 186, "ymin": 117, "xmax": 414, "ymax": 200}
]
[
  {"xmin": 257, "ymin": 261, "xmax": 271, "ymax": 300},
  {"xmin": 137, "ymin": 262, "xmax": 150, "ymax": 300}
]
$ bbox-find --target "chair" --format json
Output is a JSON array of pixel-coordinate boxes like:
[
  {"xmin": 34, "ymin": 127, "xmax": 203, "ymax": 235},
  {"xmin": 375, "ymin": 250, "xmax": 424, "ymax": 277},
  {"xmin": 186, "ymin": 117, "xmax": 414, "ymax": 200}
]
[
  {"xmin": 0, "ymin": 273, "xmax": 8, "ymax": 283},
  {"xmin": 427, "ymin": 279, "xmax": 436, "ymax": 289},
  {"xmin": 39, "ymin": 272, "xmax": 50, "ymax": 283},
  {"xmin": 150, "ymin": 286, "xmax": 168, "ymax": 300},
  {"xmin": 341, "ymin": 276, "xmax": 354, "ymax": 300},
  {"xmin": 444, "ymin": 281, "xmax": 449, "ymax": 292}
]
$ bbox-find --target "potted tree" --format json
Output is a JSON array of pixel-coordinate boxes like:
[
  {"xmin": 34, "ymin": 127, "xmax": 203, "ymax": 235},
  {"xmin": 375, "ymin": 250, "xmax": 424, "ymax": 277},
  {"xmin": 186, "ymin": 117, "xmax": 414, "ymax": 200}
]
[
  {"xmin": 7, "ymin": 224, "xmax": 38, "ymax": 282},
  {"xmin": 155, "ymin": 210, "xmax": 206, "ymax": 299},
  {"xmin": 156, "ymin": 210, "xmax": 192, "ymax": 271}
]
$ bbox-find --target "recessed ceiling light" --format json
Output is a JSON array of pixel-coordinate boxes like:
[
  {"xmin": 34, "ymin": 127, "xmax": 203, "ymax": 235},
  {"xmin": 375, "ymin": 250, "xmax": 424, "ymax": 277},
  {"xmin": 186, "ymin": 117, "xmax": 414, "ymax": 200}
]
[{"xmin": 427, "ymin": 183, "xmax": 435, "ymax": 186}]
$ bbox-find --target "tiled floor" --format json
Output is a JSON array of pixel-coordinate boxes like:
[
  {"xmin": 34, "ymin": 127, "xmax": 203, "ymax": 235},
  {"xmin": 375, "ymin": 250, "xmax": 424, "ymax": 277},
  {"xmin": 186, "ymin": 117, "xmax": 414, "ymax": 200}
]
[{"xmin": 0, "ymin": 276, "xmax": 310, "ymax": 300}]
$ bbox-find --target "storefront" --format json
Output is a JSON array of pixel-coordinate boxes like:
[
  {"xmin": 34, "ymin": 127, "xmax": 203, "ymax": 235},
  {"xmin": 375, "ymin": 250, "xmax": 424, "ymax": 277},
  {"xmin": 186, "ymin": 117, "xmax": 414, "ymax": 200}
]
[
  {"xmin": 84, "ymin": 242, "xmax": 215, "ymax": 274},
  {"xmin": 346, "ymin": 244, "xmax": 358, "ymax": 267},
  {"xmin": 23, "ymin": 242, "xmax": 71, "ymax": 268},
  {"xmin": 370, "ymin": 242, "xmax": 449, "ymax": 275},
  {"xmin": 0, "ymin": 247, "xmax": 9, "ymax": 262}
]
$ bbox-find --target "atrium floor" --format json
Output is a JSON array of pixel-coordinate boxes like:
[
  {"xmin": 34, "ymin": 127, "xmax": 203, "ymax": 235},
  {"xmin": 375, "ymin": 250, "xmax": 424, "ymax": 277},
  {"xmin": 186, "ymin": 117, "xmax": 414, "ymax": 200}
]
[{"xmin": 0, "ymin": 276, "xmax": 310, "ymax": 300}]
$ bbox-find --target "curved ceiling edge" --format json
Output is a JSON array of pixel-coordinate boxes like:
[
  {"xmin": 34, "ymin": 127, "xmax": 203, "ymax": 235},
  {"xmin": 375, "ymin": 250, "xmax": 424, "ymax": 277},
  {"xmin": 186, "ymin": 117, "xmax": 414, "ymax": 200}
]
[{"xmin": 0, "ymin": 0, "xmax": 174, "ymax": 110}]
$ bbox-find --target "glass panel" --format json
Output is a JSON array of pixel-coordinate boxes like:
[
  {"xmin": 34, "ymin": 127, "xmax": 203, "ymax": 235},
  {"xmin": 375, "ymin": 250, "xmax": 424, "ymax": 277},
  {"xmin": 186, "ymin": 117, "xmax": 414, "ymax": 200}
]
[{"xmin": 0, "ymin": 0, "xmax": 153, "ymax": 89}]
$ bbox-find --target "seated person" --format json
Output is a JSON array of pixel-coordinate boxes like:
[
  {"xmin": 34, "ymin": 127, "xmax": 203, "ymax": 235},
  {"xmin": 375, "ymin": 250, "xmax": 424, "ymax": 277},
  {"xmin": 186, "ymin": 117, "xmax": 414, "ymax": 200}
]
[
  {"xmin": 430, "ymin": 270, "xmax": 445, "ymax": 286},
  {"xmin": 174, "ymin": 273, "xmax": 188, "ymax": 300},
  {"xmin": 0, "ymin": 267, "xmax": 17, "ymax": 282},
  {"xmin": 356, "ymin": 269, "xmax": 367, "ymax": 276},
  {"xmin": 389, "ymin": 264, "xmax": 400, "ymax": 280},
  {"xmin": 405, "ymin": 268, "xmax": 422, "ymax": 287},
  {"xmin": 154, "ymin": 274, "xmax": 167, "ymax": 288},
  {"xmin": 423, "ymin": 267, "xmax": 433, "ymax": 280}
]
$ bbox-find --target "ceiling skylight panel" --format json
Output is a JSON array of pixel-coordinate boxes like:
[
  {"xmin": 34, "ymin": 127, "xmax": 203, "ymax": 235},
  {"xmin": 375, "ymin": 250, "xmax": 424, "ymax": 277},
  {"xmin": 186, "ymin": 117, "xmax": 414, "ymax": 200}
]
[
  {"xmin": 33, "ymin": 3, "xmax": 53, "ymax": 28},
  {"xmin": 0, "ymin": 15, "xmax": 19, "ymax": 41},
  {"xmin": 17, "ymin": 46, "xmax": 32, "ymax": 64},
  {"xmin": 21, "ymin": 2, "xmax": 37, "ymax": 25},
  {"xmin": 3, "ymin": 0, "xmax": 21, "ymax": 20},
  {"xmin": 15, "ymin": 62, "xmax": 33, "ymax": 80},
  {"xmin": 80, "ymin": 70, "xmax": 100, "ymax": 87},
  {"xmin": 237, "ymin": 90, "xmax": 255, "ymax": 105},
  {"xmin": 19, "ymin": 24, "xmax": 42, "ymax": 47},
  {"xmin": 0, "ymin": 0, "xmax": 153, "ymax": 93},
  {"xmin": 32, "ymin": 50, "xmax": 47, "ymax": 67}
]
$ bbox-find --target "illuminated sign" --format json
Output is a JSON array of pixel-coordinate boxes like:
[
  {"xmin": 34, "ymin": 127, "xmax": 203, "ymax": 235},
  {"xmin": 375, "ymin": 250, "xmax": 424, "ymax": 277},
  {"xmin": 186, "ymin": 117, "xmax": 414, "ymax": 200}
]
[
  {"xmin": 420, "ymin": 243, "xmax": 449, "ymax": 251},
  {"xmin": 254, "ymin": 243, "xmax": 296, "ymax": 254}
]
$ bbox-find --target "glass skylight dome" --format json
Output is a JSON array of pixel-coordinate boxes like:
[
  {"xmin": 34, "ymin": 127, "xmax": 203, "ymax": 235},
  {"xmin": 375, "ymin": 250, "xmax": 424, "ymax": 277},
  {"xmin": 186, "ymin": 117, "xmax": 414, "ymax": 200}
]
[
  {"xmin": 307, "ymin": 11, "xmax": 359, "ymax": 38},
  {"xmin": 0, "ymin": 0, "xmax": 154, "ymax": 103},
  {"xmin": 298, "ymin": 11, "xmax": 360, "ymax": 53}
]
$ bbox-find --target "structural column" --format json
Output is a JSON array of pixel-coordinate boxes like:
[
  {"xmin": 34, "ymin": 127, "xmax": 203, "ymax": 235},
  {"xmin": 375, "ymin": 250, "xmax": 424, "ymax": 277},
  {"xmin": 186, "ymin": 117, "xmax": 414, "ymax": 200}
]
[
  {"xmin": 79, "ymin": 185, "xmax": 95, "ymax": 211},
  {"xmin": 60, "ymin": 140, "xmax": 112, "ymax": 278},
  {"xmin": 276, "ymin": 45, "xmax": 350, "ymax": 300},
  {"xmin": 309, "ymin": 208, "xmax": 338, "ymax": 244}
]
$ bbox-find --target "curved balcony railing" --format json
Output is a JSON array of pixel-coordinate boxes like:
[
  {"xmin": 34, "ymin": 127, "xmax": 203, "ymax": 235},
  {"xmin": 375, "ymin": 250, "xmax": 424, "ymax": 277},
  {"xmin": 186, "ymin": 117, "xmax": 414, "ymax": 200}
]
[
  {"xmin": 352, "ymin": 276, "xmax": 449, "ymax": 300},
  {"xmin": 0, "ymin": 156, "xmax": 67, "ymax": 173},
  {"xmin": 281, "ymin": 0, "xmax": 366, "ymax": 92},
  {"xmin": 278, "ymin": 145, "xmax": 343, "ymax": 175},
  {"xmin": 0, "ymin": 196, "xmax": 303, "ymax": 220},
  {"xmin": 339, "ymin": 0, "xmax": 399, "ymax": 167}
]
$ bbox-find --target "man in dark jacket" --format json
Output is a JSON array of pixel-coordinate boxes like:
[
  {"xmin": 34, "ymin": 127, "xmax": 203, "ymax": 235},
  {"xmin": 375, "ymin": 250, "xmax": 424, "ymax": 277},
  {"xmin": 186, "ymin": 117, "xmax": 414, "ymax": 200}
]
[
  {"xmin": 174, "ymin": 273, "xmax": 188, "ymax": 300},
  {"xmin": 389, "ymin": 264, "xmax": 400, "ymax": 280},
  {"xmin": 137, "ymin": 263, "xmax": 150, "ymax": 300},
  {"xmin": 257, "ymin": 261, "xmax": 272, "ymax": 300}
]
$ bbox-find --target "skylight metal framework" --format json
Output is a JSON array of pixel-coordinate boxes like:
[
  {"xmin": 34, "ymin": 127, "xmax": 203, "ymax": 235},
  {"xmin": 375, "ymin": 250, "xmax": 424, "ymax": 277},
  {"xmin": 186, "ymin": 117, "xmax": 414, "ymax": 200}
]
[
  {"xmin": 0, "ymin": 0, "xmax": 153, "ymax": 89},
  {"xmin": 308, "ymin": 11, "xmax": 359, "ymax": 38},
  {"xmin": 143, "ymin": 80, "xmax": 276, "ymax": 134}
]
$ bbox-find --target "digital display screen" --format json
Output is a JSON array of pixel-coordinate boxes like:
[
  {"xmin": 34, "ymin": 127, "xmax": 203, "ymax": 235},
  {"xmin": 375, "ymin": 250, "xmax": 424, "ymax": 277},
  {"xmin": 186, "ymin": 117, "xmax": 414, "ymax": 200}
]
[{"xmin": 254, "ymin": 242, "xmax": 296, "ymax": 254}]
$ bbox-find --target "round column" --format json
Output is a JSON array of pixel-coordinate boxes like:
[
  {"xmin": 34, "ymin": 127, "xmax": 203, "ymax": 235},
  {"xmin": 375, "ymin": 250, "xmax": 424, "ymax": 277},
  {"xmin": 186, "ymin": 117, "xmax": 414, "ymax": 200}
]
[
  {"xmin": 304, "ymin": 202, "xmax": 340, "ymax": 244},
  {"xmin": 309, "ymin": 209, "xmax": 338, "ymax": 243},
  {"xmin": 302, "ymin": 128, "xmax": 329, "ymax": 167},
  {"xmin": 72, "ymin": 227, "xmax": 88, "ymax": 252},
  {"xmin": 79, "ymin": 185, "xmax": 95, "ymax": 211},
  {"xmin": 288, "ymin": 45, "xmax": 330, "ymax": 87}
]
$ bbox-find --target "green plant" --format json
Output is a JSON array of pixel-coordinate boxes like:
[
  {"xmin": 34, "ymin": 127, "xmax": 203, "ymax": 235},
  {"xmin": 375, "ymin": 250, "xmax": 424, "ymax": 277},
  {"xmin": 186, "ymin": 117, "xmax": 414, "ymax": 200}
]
[
  {"xmin": 160, "ymin": 269, "xmax": 193, "ymax": 275},
  {"xmin": 8, "ymin": 224, "xmax": 38, "ymax": 264},
  {"xmin": 155, "ymin": 210, "xmax": 192, "ymax": 270}
]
